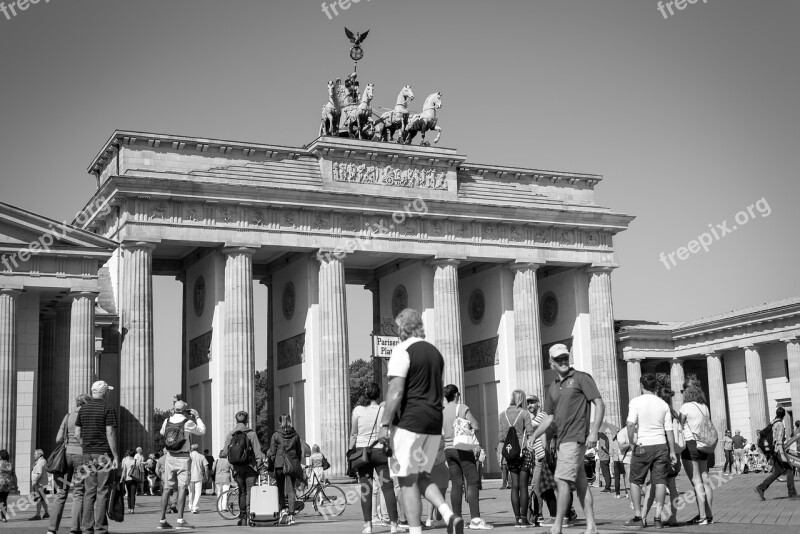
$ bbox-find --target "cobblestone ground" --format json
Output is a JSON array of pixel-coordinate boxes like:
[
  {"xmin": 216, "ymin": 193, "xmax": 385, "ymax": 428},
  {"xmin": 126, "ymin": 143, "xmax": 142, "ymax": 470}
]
[{"xmin": 4, "ymin": 468, "xmax": 799, "ymax": 533}]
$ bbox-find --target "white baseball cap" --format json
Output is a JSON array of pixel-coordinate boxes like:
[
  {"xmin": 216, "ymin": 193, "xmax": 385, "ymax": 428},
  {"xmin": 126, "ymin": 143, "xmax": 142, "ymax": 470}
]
[{"xmin": 91, "ymin": 380, "xmax": 114, "ymax": 393}]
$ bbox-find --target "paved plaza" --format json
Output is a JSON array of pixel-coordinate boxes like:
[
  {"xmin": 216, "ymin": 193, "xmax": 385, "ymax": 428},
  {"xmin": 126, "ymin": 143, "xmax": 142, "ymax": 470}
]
[{"xmin": 5, "ymin": 468, "xmax": 799, "ymax": 533}]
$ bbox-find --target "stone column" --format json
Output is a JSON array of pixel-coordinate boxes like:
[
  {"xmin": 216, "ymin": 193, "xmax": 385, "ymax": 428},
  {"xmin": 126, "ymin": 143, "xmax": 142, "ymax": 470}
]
[
  {"xmin": 38, "ymin": 315, "xmax": 56, "ymax": 448},
  {"xmin": 120, "ymin": 242, "xmax": 156, "ymax": 452},
  {"xmin": 627, "ymin": 359, "xmax": 642, "ymax": 401},
  {"xmin": 431, "ymin": 258, "xmax": 464, "ymax": 391},
  {"xmin": 53, "ymin": 304, "xmax": 71, "ymax": 418},
  {"xmin": 317, "ymin": 254, "xmax": 350, "ymax": 476},
  {"xmin": 69, "ymin": 291, "xmax": 98, "ymax": 403},
  {"xmin": 365, "ymin": 281, "xmax": 383, "ymax": 392},
  {"xmin": 587, "ymin": 266, "xmax": 621, "ymax": 427},
  {"xmin": 784, "ymin": 338, "xmax": 800, "ymax": 422},
  {"xmin": 222, "ymin": 247, "xmax": 256, "ymax": 437},
  {"xmin": 670, "ymin": 358, "xmax": 685, "ymax": 410},
  {"xmin": 0, "ymin": 289, "xmax": 20, "ymax": 456},
  {"xmin": 510, "ymin": 263, "xmax": 545, "ymax": 397},
  {"xmin": 743, "ymin": 345, "xmax": 768, "ymax": 439},
  {"xmin": 705, "ymin": 352, "xmax": 728, "ymax": 458},
  {"xmin": 260, "ymin": 276, "xmax": 275, "ymax": 440}
]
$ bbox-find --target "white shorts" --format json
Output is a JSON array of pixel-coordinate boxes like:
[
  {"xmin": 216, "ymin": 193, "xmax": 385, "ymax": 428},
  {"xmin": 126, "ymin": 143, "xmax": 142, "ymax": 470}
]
[{"xmin": 389, "ymin": 427, "xmax": 439, "ymax": 477}]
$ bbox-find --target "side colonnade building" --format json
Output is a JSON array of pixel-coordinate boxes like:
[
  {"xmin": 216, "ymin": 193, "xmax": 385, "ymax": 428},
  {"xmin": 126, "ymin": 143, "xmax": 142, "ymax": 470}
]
[{"xmin": 4, "ymin": 129, "xmax": 637, "ymax": 486}]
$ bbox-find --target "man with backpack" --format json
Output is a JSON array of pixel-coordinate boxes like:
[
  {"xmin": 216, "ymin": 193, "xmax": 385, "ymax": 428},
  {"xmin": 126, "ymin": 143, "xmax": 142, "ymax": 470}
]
[
  {"xmin": 222, "ymin": 410, "xmax": 264, "ymax": 526},
  {"xmin": 755, "ymin": 407, "xmax": 799, "ymax": 501},
  {"xmin": 157, "ymin": 401, "xmax": 206, "ymax": 530},
  {"xmin": 530, "ymin": 344, "xmax": 604, "ymax": 534}
]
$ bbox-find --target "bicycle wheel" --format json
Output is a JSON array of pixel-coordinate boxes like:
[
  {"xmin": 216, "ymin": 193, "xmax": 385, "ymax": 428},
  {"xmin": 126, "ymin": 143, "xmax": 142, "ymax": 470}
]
[
  {"xmin": 216, "ymin": 488, "xmax": 240, "ymax": 520},
  {"xmin": 313, "ymin": 485, "xmax": 347, "ymax": 517}
]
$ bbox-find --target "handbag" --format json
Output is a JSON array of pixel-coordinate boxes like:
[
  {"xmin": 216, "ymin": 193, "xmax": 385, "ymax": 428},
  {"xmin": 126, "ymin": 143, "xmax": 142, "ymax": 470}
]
[
  {"xmin": 45, "ymin": 443, "xmax": 68, "ymax": 475},
  {"xmin": 672, "ymin": 416, "xmax": 686, "ymax": 453},
  {"xmin": 452, "ymin": 404, "xmax": 480, "ymax": 451},
  {"xmin": 321, "ymin": 455, "xmax": 331, "ymax": 470},
  {"xmin": 347, "ymin": 405, "xmax": 391, "ymax": 475},
  {"xmin": 106, "ymin": 471, "xmax": 125, "ymax": 522},
  {"xmin": 691, "ymin": 403, "xmax": 718, "ymax": 453}
]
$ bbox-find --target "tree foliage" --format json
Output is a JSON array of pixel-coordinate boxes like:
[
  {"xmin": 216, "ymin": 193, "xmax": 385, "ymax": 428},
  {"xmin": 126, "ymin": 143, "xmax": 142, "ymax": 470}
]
[
  {"xmin": 254, "ymin": 369, "xmax": 272, "ymax": 450},
  {"xmin": 350, "ymin": 358, "xmax": 374, "ymax": 411}
]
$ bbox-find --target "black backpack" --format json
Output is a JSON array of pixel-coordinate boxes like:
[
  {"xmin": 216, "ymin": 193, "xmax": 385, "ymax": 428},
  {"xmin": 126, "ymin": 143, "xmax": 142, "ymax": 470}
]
[
  {"xmin": 228, "ymin": 430, "xmax": 254, "ymax": 466},
  {"xmin": 164, "ymin": 419, "xmax": 188, "ymax": 452},
  {"xmin": 502, "ymin": 410, "xmax": 524, "ymax": 462},
  {"xmin": 758, "ymin": 422, "xmax": 776, "ymax": 456}
]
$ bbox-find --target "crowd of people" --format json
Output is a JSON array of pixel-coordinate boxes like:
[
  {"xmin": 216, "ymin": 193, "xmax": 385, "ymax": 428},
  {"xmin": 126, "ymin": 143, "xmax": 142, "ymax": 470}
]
[{"xmin": 3, "ymin": 307, "xmax": 800, "ymax": 532}]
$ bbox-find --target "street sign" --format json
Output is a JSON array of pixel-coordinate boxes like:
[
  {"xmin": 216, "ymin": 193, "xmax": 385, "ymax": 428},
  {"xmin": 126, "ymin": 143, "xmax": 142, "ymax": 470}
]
[{"xmin": 373, "ymin": 335, "xmax": 400, "ymax": 358}]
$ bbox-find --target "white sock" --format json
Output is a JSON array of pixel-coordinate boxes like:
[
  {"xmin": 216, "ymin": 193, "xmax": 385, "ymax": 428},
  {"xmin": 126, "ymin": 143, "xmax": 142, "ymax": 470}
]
[
  {"xmin": 437, "ymin": 503, "xmax": 453, "ymax": 524},
  {"xmin": 409, "ymin": 527, "xmax": 423, "ymax": 534}
]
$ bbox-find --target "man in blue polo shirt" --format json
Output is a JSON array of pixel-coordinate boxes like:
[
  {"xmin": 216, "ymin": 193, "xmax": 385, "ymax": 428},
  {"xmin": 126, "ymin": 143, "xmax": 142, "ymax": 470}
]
[{"xmin": 531, "ymin": 344, "xmax": 604, "ymax": 534}]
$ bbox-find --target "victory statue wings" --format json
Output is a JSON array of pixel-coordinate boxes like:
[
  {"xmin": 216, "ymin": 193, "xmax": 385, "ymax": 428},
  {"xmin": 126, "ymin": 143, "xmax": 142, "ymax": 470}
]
[{"xmin": 345, "ymin": 27, "xmax": 370, "ymax": 45}]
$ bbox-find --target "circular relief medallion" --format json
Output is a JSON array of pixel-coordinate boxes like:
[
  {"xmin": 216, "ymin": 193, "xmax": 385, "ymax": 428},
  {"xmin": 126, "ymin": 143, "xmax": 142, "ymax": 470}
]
[
  {"xmin": 392, "ymin": 285, "xmax": 408, "ymax": 318},
  {"xmin": 193, "ymin": 276, "xmax": 205, "ymax": 317},
  {"xmin": 541, "ymin": 292, "xmax": 559, "ymax": 327},
  {"xmin": 282, "ymin": 282, "xmax": 296, "ymax": 320},
  {"xmin": 468, "ymin": 289, "xmax": 486, "ymax": 324}
]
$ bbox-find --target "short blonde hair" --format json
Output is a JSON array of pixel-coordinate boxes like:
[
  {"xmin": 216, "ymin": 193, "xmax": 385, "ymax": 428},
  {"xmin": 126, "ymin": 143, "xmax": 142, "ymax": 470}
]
[{"xmin": 510, "ymin": 389, "xmax": 526, "ymax": 408}]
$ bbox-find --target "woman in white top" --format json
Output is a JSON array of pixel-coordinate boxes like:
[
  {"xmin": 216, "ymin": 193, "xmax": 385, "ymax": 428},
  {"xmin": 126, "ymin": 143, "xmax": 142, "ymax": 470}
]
[
  {"xmin": 349, "ymin": 382, "xmax": 399, "ymax": 534},
  {"xmin": 679, "ymin": 385, "xmax": 714, "ymax": 525},
  {"xmin": 214, "ymin": 450, "xmax": 232, "ymax": 511}
]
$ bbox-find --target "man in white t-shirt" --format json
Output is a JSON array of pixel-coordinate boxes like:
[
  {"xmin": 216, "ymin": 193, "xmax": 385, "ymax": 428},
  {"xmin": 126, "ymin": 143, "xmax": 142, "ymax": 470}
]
[{"xmin": 624, "ymin": 374, "xmax": 677, "ymax": 529}]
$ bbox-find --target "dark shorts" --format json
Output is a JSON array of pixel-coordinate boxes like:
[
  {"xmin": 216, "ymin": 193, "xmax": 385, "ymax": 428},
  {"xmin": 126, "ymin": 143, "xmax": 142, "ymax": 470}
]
[
  {"xmin": 681, "ymin": 440, "xmax": 709, "ymax": 462},
  {"xmin": 629, "ymin": 444, "xmax": 669, "ymax": 486}
]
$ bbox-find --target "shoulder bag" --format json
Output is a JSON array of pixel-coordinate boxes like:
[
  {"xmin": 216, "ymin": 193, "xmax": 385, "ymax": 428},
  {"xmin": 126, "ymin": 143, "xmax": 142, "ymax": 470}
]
[
  {"xmin": 106, "ymin": 470, "xmax": 126, "ymax": 522},
  {"xmin": 46, "ymin": 414, "xmax": 69, "ymax": 475},
  {"xmin": 346, "ymin": 405, "xmax": 392, "ymax": 475},
  {"xmin": 452, "ymin": 404, "xmax": 480, "ymax": 451}
]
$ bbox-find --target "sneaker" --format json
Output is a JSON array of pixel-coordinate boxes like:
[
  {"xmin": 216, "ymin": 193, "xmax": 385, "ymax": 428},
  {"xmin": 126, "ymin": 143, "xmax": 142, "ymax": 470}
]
[
  {"xmin": 362, "ymin": 522, "xmax": 372, "ymax": 534},
  {"xmin": 288, "ymin": 515, "xmax": 295, "ymax": 525},
  {"xmin": 191, "ymin": 509, "xmax": 198, "ymax": 514},
  {"xmin": 623, "ymin": 517, "xmax": 644, "ymax": 528},
  {"xmin": 176, "ymin": 518, "xmax": 195, "ymax": 529},
  {"xmin": 28, "ymin": 515, "xmax": 42, "ymax": 521},
  {"xmin": 614, "ymin": 494, "xmax": 624, "ymax": 499},
  {"xmin": 653, "ymin": 518, "xmax": 663, "ymax": 529},
  {"xmin": 237, "ymin": 518, "xmax": 247, "ymax": 526},
  {"xmin": 754, "ymin": 487, "xmax": 766, "ymax": 501},
  {"xmin": 514, "ymin": 518, "xmax": 525, "ymax": 528},
  {"xmin": 158, "ymin": 520, "xmax": 174, "ymax": 530},
  {"xmin": 469, "ymin": 518, "xmax": 494, "ymax": 529},
  {"xmin": 601, "ymin": 488, "xmax": 614, "ymax": 493},
  {"xmin": 447, "ymin": 515, "xmax": 465, "ymax": 534},
  {"xmin": 393, "ymin": 522, "xmax": 413, "ymax": 533},
  {"xmin": 42, "ymin": 513, "xmax": 50, "ymax": 519},
  {"xmin": 396, "ymin": 520, "xmax": 410, "ymax": 530},
  {"xmin": 698, "ymin": 517, "xmax": 712, "ymax": 525}
]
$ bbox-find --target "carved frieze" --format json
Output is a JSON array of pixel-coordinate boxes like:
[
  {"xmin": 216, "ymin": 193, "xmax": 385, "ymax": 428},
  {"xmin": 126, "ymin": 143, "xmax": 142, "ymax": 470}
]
[
  {"xmin": 283, "ymin": 211, "xmax": 296, "ymax": 228},
  {"xmin": 185, "ymin": 205, "xmax": 200, "ymax": 222},
  {"xmin": 314, "ymin": 213, "xmax": 329, "ymax": 230},
  {"xmin": 534, "ymin": 228, "xmax": 547, "ymax": 243},
  {"xmin": 456, "ymin": 223, "xmax": 471, "ymax": 239},
  {"xmin": 559, "ymin": 230, "xmax": 574, "ymax": 245},
  {"xmin": 331, "ymin": 161, "xmax": 448, "ymax": 190},
  {"xmin": 429, "ymin": 220, "xmax": 444, "ymax": 237},
  {"xmin": 343, "ymin": 215, "xmax": 358, "ymax": 232},
  {"xmin": 463, "ymin": 336, "xmax": 499, "ymax": 371},
  {"xmin": 150, "ymin": 202, "xmax": 168, "ymax": 220},
  {"xmin": 586, "ymin": 231, "xmax": 598, "ymax": 247},
  {"xmin": 250, "ymin": 209, "xmax": 265, "ymax": 227},
  {"xmin": 189, "ymin": 330, "xmax": 213, "ymax": 370},
  {"xmin": 510, "ymin": 226, "xmax": 523, "ymax": 242},
  {"xmin": 277, "ymin": 332, "xmax": 306, "ymax": 370}
]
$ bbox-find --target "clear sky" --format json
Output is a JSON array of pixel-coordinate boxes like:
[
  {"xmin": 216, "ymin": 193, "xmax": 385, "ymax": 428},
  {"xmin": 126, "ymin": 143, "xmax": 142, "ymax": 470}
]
[{"xmin": 1, "ymin": 1, "xmax": 798, "ymax": 407}]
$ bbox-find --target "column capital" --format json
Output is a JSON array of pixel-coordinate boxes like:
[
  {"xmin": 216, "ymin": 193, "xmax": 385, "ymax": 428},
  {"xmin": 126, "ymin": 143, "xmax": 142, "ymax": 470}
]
[
  {"xmin": 120, "ymin": 240, "xmax": 158, "ymax": 252},
  {"xmin": 429, "ymin": 257, "xmax": 464, "ymax": 268},
  {"xmin": 0, "ymin": 288, "xmax": 22, "ymax": 298},
  {"xmin": 586, "ymin": 264, "xmax": 618, "ymax": 274},
  {"xmin": 671, "ymin": 357, "xmax": 684, "ymax": 364},
  {"xmin": 780, "ymin": 335, "xmax": 800, "ymax": 344},
  {"xmin": 702, "ymin": 351, "xmax": 722, "ymax": 358},
  {"xmin": 739, "ymin": 344, "xmax": 759, "ymax": 351},
  {"xmin": 508, "ymin": 261, "xmax": 543, "ymax": 272},
  {"xmin": 221, "ymin": 246, "xmax": 257, "ymax": 257},
  {"xmin": 69, "ymin": 290, "xmax": 99, "ymax": 301},
  {"xmin": 624, "ymin": 356, "xmax": 643, "ymax": 363}
]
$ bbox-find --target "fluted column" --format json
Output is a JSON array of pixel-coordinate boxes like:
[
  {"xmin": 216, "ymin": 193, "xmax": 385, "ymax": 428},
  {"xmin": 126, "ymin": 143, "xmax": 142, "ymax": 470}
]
[
  {"xmin": 587, "ymin": 266, "xmax": 621, "ymax": 427},
  {"xmin": 510, "ymin": 263, "xmax": 544, "ymax": 397},
  {"xmin": 432, "ymin": 258, "xmax": 464, "ymax": 391},
  {"xmin": 53, "ymin": 304, "xmax": 71, "ymax": 419},
  {"xmin": 317, "ymin": 254, "xmax": 350, "ymax": 476},
  {"xmin": 260, "ymin": 276, "xmax": 275, "ymax": 441},
  {"xmin": 120, "ymin": 242, "xmax": 156, "ymax": 452},
  {"xmin": 705, "ymin": 352, "xmax": 728, "ymax": 457},
  {"xmin": 670, "ymin": 358, "xmax": 685, "ymax": 410},
  {"xmin": 365, "ymin": 281, "xmax": 383, "ymax": 390},
  {"xmin": 0, "ymin": 289, "xmax": 20, "ymax": 454},
  {"xmin": 784, "ymin": 338, "xmax": 800, "ymax": 422},
  {"xmin": 222, "ymin": 247, "xmax": 256, "ymax": 438},
  {"xmin": 627, "ymin": 359, "xmax": 642, "ymax": 401},
  {"xmin": 69, "ymin": 291, "xmax": 98, "ymax": 403},
  {"xmin": 38, "ymin": 315, "xmax": 56, "ymax": 449},
  {"xmin": 743, "ymin": 346, "xmax": 768, "ymax": 440}
]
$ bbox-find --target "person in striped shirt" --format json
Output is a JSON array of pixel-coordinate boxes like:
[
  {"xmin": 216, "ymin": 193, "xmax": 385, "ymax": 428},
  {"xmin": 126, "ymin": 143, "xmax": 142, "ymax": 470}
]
[{"xmin": 526, "ymin": 394, "xmax": 546, "ymax": 524}]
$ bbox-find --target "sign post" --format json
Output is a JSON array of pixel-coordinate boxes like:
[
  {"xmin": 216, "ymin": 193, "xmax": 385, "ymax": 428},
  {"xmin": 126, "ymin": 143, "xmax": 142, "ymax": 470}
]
[{"xmin": 372, "ymin": 335, "xmax": 400, "ymax": 359}]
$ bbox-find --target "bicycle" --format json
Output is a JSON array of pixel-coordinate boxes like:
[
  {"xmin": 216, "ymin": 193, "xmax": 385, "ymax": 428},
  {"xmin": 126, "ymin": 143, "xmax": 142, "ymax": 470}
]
[{"xmin": 296, "ymin": 465, "xmax": 348, "ymax": 518}]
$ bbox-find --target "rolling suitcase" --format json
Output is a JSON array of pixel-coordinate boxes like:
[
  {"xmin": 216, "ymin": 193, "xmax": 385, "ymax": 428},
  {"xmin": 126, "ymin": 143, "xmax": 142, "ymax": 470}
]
[{"xmin": 249, "ymin": 483, "xmax": 281, "ymax": 526}]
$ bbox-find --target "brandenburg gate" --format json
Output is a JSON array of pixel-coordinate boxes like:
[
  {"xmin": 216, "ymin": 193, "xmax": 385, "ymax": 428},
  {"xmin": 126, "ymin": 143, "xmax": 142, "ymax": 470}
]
[{"xmin": 69, "ymin": 128, "xmax": 633, "ymax": 475}]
